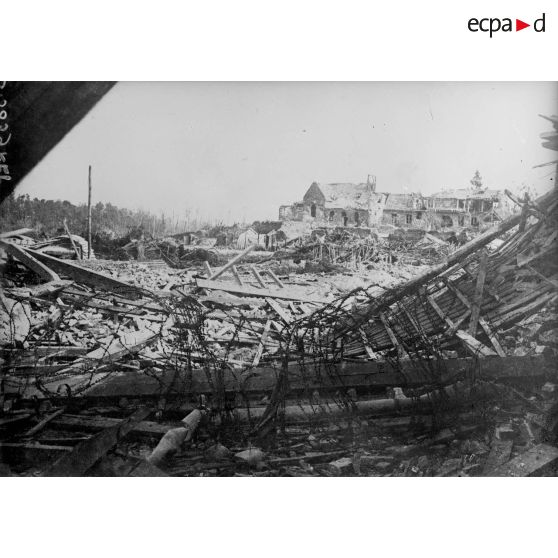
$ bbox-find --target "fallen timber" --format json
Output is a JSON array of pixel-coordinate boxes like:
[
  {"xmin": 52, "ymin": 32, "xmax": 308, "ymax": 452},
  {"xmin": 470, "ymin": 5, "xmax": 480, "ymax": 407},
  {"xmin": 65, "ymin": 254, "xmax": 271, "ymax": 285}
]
[
  {"xmin": 4, "ymin": 354, "xmax": 554, "ymax": 402},
  {"xmin": 0, "ymin": 240, "xmax": 61, "ymax": 282},
  {"xmin": 23, "ymin": 248, "xmax": 147, "ymax": 299},
  {"xmin": 195, "ymin": 278, "xmax": 329, "ymax": 304},
  {"xmin": 1, "ymin": 190, "xmax": 557, "ymax": 476},
  {"xmin": 335, "ymin": 187, "xmax": 558, "ymax": 358}
]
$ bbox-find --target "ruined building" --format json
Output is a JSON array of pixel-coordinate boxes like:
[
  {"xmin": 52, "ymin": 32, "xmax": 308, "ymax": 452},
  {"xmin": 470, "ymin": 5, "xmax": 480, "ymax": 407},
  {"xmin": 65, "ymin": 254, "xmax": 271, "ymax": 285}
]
[
  {"xmin": 279, "ymin": 176, "xmax": 383, "ymax": 227},
  {"xmin": 279, "ymin": 177, "xmax": 514, "ymax": 231}
]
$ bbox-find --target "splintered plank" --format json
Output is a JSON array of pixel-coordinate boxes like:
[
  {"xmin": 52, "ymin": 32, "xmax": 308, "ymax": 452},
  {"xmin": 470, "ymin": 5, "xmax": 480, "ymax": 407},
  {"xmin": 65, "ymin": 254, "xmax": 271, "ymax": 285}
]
[
  {"xmin": 208, "ymin": 245, "xmax": 255, "ymax": 280},
  {"xmin": 379, "ymin": 312, "xmax": 407, "ymax": 359},
  {"xmin": 479, "ymin": 318, "xmax": 507, "ymax": 357},
  {"xmin": 252, "ymin": 319, "xmax": 272, "ymax": 367},
  {"xmin": 427, "ymin": 294, "xmax": 455, "ymax": 329},
  {"xmin": 203, "ymin": 261, "xmax": 213, "ymax": 277},
  {"xmin": 196, "ymin": 278, "xmax": 328, "ymax": 304},
  {"xmin": 267, "ymin": 270, "xmax": 285, "ymax": 288},
  {"xmin": 266, "ymin": 298, "xmax": 292, "ymax": 324},
  {"xmin": 24, "ymin": 408, "xmax": 66, "ymax": 438},
  {"xmin": 232, "ymin": 265, "xmax": 244, "ymax": 286},
  {"xmin": 24, "ymin": 248, "xmax": 145, "ymax": 299},
  {"xmin": 0, "ymin": 240, "xmax": 60, "ymax": 282},
  {"xmin": 63, "ymin": 219, "xmax": 81, "ymax": 259},
  {"xmin": 42, "ymin": 407, "xmax": 152, "ymax": 476},
  {"xmin": 50, "ymin": 414, "xmax": 170, "ymax": 436},
  {"xmin": 84, "ymin": 328, "xmax": 165, "ymax": 364},
  {"xmin": 359, "ymin": 328, "xmax": 377, "ymax": 360},
  {"xmin": 490, "ymin": 444, "xmax": 558, "ymax": 477},
  {"xmin": 455, "ymin": 330, "xmax": 497, "ymax": 358},
  {"xmin": 251, "ymin": 265, "xmax": 267, "ymax": 288}
]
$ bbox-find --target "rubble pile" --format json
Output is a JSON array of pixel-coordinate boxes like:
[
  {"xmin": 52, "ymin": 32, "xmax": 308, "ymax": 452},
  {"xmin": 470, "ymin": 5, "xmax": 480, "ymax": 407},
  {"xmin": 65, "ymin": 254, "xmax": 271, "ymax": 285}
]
[{"xmin": 0, "ymin": 185, "xmax": 557, "ymax": 476}]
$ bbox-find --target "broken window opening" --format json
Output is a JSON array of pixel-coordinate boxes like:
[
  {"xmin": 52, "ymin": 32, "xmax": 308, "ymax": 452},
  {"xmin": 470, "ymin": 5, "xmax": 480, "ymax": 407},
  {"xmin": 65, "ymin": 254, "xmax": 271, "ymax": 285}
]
[{"xmin": 441, "ymin": 215, "xmax": 453, "ymax": 228}]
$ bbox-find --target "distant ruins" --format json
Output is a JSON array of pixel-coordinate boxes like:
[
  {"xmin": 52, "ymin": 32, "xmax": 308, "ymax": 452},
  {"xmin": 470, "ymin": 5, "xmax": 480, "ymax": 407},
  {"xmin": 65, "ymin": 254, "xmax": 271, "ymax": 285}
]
[{"xmin": 279, "ymin": 176, "xmax": 514, "ymax": 231}]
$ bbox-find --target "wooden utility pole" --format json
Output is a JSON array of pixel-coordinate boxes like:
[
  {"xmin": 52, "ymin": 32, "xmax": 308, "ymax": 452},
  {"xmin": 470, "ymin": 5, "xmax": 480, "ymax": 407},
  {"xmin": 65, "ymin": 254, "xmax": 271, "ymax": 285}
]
[{"xmin": 87, "ymin": 165, "xmax": 92, "ymax": 259}]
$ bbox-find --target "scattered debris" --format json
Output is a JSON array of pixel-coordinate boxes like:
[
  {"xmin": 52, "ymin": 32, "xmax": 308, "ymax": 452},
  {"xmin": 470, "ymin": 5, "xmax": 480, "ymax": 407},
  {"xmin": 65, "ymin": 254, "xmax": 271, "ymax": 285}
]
[{"xmin": 1, "ymin": 177, "xmax": 557, "ymax": 476}]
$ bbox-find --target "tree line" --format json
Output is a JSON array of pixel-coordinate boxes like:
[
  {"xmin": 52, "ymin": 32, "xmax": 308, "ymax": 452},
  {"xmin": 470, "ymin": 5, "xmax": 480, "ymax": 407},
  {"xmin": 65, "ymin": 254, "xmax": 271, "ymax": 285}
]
[{"xmin": 0, "ymin": 193, "xmax": 221, "ymax": 240}]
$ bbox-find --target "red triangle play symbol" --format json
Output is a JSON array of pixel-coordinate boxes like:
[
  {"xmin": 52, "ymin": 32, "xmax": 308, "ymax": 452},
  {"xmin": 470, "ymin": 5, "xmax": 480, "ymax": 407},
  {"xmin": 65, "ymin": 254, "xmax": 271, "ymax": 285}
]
[{"xmin": 516, "ymin": 19, "xmax": 530, "ymax": 31}]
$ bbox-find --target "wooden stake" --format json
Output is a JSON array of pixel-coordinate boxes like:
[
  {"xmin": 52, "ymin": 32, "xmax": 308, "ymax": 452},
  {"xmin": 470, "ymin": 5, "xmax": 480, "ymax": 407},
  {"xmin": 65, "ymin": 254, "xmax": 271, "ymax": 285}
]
[
  {"xmin": 232, "ymin": 265, "xmax": 244, "ymax": 286},
  {"xmin": 251, "ymin": 265, "xmax": 267, "ymax": 288},
  {"xmin": 208, "ymin": 245, "xmax": 255, "ymax": 280},
  {"xmin": 63, "ymin": 218, "xmax": 81, "ymax": 259},
  {"xmin": 203, "ymin": 261, "xmax": 213, "ymax": 277},
  {"xmin": 267, "ymin": 269, "xmax": 285, "ymax": 288},
  {"xmin": 252, "ymin": 319, "xmax": 272, "ymax": 367}
]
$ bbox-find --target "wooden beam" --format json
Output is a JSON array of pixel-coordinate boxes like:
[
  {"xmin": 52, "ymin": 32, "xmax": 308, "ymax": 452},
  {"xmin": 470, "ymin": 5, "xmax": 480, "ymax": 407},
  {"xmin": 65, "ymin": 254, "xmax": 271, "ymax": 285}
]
[
  {"xmin": 266, "ymin": 298, "xmax": 292, "ymax": 324},
  {"xmin": 42, "ymin": 407, "xmax": 152, "ymax": 476},
  {"xmin": 379, "ymin": 312, "xmax": 407, "ymax": 359},
  {"xmin": 25, "ymin": 248, "xmax": 145, "ymax": 299},
  {"xmin": 447, "ymin": 277, "xmax": 506, "ymax": 356},
  {"xmin": 203, "ymin": 261, "xmax": 213, "ymax": 277},
  {"xmin": 251, "ymin": 265, "xmax": 267, "ymax": 288},
  {"xmin": 252, "ymin": 320, "xmax": 272, "ymax": 368},
  {"xmin": 427, "ymin": 294, "xmax": 455, "ymax": 330},
  {"xmin": 359, "ymin": 328, "xmax": 377, "ymax": 360},
  {"xmin": 526, "ymin": 265, "xmax": 558, "ymax": 290},
  {"xmin": 208, "ymin": 245, "xmax": 255, "ymax": 280},
  {"xmin": 196, "ymin": 278, "xmax": 328, "ymax": 304},
  {"xmin": 50, "ymin": 413, "xmax": 170, "ymax": 436},
  {"xmin": 24, "ymin": 408, "xmax": 66, "ymax": 438},
  {"xmin": 0, "ymin": 240, "xmax": 60, "ymax": 282},
  {"xmin": 232, "ymin": 265, "xmax": 243, "ymax": 286},
  {"xmin": 267, "ymin": 270, "xmax": 285, "ymax": 288},
  {"xmin": 478, "ymin": 318, "xmax": 507, "ymax": 357},
  {"xmin": 455, "ymin": 330, "xmax": 497, "ymax": 358},
  {"xmin": 63, "ymin": 218, "xmax": 81, "ymax": 259}
]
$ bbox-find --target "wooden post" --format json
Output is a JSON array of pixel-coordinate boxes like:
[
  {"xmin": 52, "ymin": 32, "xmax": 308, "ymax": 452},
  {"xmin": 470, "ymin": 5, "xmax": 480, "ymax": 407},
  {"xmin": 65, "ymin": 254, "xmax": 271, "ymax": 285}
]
[
  {"xmin": 87, "ymin": 165, "xmax": 92, "ymax": 259},
  {"xmin": 208, "ymin": 244, "xmax": 255, "ymax": 281},
  {"xmin": 63, "ymin": 218, "xmax": 81, "ymax": 259}
]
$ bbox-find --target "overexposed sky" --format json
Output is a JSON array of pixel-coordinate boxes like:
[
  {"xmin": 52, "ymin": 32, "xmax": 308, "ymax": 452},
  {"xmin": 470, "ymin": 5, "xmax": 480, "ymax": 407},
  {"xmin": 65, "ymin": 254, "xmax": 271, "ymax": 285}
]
[{"xmin": 16, "ymin": 82, "xmax": 558, "ymax": 223}]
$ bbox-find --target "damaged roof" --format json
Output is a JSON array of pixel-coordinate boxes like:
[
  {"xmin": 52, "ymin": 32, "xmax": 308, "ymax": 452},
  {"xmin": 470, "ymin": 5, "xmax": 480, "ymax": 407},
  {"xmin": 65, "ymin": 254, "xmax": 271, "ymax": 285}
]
[
  {"xmin": 315, "ymin": 183, "xmax": 372, "ymax": 210},
  {"xmin": 384, "ymin": 192, "xmax": 425, "ymax": 211}
]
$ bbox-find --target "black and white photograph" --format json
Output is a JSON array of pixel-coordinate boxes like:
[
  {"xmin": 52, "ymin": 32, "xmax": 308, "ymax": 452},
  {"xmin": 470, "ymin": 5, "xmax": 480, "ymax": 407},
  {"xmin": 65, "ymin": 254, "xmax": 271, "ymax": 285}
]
[{"xmin": 1, "ymin": 81, "xmax": 557, "ymax": 478}]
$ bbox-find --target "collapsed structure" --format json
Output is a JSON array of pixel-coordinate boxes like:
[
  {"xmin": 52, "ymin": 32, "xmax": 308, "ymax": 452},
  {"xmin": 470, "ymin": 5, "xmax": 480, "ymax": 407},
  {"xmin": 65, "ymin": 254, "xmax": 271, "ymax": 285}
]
[
  {"xmin": 0, "ymin": 114, "xmax": 556, "ymax": 477},
  {"xmin": 279, "ymin": 176, "xmax": 514, "ymax": 231}
]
